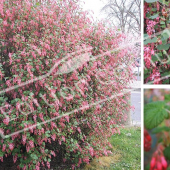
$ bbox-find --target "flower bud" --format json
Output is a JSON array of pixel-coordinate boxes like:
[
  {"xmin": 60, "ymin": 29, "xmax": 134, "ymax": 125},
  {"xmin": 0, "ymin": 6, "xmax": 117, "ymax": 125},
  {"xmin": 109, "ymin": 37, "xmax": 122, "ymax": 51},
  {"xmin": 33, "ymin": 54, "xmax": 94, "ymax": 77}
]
[
  {"xmin": 161, "ymin": 156, "xmax": 167, "ymax": 169},
  {"xmin": 150, "ymin": 157, "xmax": 156, "ymax": 168}
]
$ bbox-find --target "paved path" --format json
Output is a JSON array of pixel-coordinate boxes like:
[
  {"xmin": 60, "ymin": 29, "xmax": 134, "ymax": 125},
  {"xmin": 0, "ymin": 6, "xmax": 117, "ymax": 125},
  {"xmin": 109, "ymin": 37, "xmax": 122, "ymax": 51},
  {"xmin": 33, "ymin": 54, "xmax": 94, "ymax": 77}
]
[{"xmin": 131, "ymin": 90, "xmax": 141, "ymax": 126}]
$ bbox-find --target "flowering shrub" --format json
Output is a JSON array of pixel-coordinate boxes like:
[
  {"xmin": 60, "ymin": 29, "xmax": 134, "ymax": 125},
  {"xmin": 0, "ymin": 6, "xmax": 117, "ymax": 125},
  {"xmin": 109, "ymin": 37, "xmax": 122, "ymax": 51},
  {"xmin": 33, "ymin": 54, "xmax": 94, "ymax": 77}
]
[
  {"xmin": 0, "ymin": 0, "xmax": 137, "ymax": 169},
  {"xmin": 144, "ymin": 0, "xmax": 170, "ymax": 84},
  {"xmin": 144, "ymin": 90, "xmax": 170, "ymax": 170}
]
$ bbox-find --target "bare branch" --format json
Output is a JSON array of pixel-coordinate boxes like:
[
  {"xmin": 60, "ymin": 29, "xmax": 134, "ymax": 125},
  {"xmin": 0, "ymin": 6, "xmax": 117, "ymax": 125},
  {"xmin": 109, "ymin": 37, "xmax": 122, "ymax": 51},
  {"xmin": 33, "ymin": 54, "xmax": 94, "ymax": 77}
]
[{"xmin": 101, "ymin": 0, "xmax": 141, "ymax": 34}]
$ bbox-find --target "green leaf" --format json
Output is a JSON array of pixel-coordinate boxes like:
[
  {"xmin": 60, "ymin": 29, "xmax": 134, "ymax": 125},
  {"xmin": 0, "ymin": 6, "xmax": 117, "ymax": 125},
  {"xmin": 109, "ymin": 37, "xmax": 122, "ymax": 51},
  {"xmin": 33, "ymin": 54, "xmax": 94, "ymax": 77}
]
[
  {"xmin": 151, "ymin": 8, "xmax": 157, "ymax": 12},
  {"xmin": 0, "ymin": 151, "xmax": 3, "ymax": 157},
  {"xmin": 162, "ymin": 32, "xmax": 170, "ymax": 40},
  {"xmin": 0, "ymin": 97, "xmax": 4, "ymax": 102},
  {"xmin": 157, "ymin": 44, "xmax": 170, "ymax": 50},
  {"xmin": 144, "ymin": 69, "xmax": 149, "ymax": 75},
  {"xmin": 166, "ymin": 60, "xmax": 170, "ymax": 65},
  {"xmin": 37, "ymin": 125, "xmax": 42, "ymax": 129},
  {"xmin": 144, "ymin": 101, "xmax": 168, "ymax": 129},
  {"xmin": 161, "ymin": 25, "xmax": 166, "ymax": 29},
  {"xmin": 29, "ymin": 92, "xmax": 34, "ymax": 96},
  {"xmin": 144, "ymin": 37, "xmax": 157, "ymax": 45},
  {"xmin": 159, "ymin": 0, "xmax": 169, "ymax": 5},
  {"xmin": 145, "ymin": 0, "xmax": 158, "ymax": 3},
  {"xmin": 19, "ymin": 164, "xmax": 24, "ymax": 168},
  {"xmin": 162, "ymin": 79, "xmax": 169, "ymax": 84},
  {"xmin": 164, "ymin": 146, "xmax": 170, "ymax": 161},
  {"xmin": 152, "ymin": 126, "xmax": 170, "ymax": 133},
  {"xmin": 161, "ymin": 71, "xmax": 170, "ymax": 78},
  {"xmin": 144, "ymin": 34, "xmax": 149, "ymax": 38},
  {"xmin": 31, "ymin": 154, "xmax": 38, "ymax": 160},
  {"xmin": 149, "ymin": 13, "xmax": 159, "ymax": 19},
  {"xmin": 151, "ymin": 55, "xmax": 159, "ymax": 62},
  {"xmin": 160, "ymin": 21, "xmax": 165, "ymax": 24}
]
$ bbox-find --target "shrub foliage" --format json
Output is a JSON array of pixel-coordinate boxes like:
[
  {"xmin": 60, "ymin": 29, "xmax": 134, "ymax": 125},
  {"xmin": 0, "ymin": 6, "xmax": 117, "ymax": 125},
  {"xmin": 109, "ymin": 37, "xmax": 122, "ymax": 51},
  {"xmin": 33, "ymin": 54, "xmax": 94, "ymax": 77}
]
[
  {"xmin": 144, "ymin": 0, "xmax": 170, "ymax": 84},
  {"xmin": 0, "ymin": 0, "xmax": 136, "ymax": 169}
]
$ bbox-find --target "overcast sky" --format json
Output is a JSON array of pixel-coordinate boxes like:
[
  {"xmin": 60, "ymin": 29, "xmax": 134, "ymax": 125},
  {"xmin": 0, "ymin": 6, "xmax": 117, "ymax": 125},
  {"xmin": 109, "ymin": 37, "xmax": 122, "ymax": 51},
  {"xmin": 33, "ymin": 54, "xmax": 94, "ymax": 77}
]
[{"xmin": 82, "ymin": 0, "xmax": 105, "ymax": 21}]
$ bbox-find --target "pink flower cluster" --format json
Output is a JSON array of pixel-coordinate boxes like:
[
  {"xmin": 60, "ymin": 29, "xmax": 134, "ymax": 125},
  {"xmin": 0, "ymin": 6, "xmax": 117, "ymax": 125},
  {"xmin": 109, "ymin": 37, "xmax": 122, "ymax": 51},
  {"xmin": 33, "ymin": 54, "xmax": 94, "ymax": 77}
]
[
  {"xmin": 146, "ymin": 20, "xmax": 157, "ymax": 37},
  {"xmin": 144, "ymin": 46, "xmax": 154, "ymax": 69},
  {"xmin": 150, "ymin": 145, "xmax": 167, "ymax": 170}
]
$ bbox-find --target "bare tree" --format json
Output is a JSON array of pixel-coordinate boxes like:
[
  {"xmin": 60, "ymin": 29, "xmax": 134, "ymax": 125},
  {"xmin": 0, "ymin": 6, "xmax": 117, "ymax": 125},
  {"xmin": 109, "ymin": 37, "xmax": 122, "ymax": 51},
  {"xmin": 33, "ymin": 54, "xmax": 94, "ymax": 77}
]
[{"xmin": 101, "ymin": 0, "xmax": 141, "ymax": 34}]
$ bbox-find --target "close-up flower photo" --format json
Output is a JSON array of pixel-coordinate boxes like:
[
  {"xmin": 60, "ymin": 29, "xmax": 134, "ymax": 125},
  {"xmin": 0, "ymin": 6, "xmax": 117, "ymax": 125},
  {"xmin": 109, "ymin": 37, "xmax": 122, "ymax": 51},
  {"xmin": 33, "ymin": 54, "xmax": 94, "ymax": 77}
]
[
  {"xmin": 144, "ymin": 0, "xmax": 170, "ymax": 84},
  {"xmin": 144, "ymin": 89, "xmax": 170, "ymax": 170}
]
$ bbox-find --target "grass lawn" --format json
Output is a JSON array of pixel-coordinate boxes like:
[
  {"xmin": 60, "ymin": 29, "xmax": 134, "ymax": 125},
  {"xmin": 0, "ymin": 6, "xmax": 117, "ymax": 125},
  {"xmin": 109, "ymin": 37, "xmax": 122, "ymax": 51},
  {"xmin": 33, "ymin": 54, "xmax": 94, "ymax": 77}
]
[{"xmin": 83, "ymin": 127, "xmax": 141, "ymax": 170}]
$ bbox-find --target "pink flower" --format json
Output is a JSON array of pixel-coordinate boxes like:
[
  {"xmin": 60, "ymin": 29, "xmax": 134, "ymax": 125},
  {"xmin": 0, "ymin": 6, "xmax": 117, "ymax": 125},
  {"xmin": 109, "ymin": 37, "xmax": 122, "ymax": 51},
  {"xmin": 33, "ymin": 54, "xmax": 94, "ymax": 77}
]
[
  {"xmin": 59, "ymin": 140, "xmax": 61, "ymax": 145},
  {"xmin": 83, "ymin": 157, "xmax": 89, "ymax": 164},
  {"xmin": 51, "ymin": 151, "xmax": 56, "ymax": 157},
  {"xmin": 151, "ymin": 49, "xmax": 155, "ymax": 55},
  {"xmin": 62, "ymin": 136, "xmax": 65, "ymax": 142},
  {"xmin": 29, "ymin": 140, "xmax": 34, "ymax": 148},
  {"xmin": 22, "ymin": 134, "xmax": 27, "ymax": 145},
  {"xmin": 161, "ymin": 156, "xmax": 167, "ymax": 169},
  {"xmin": 65, "ymin": 115, "xmax": 69, "ymax": 122},
  {"xmin": 146, "ymin": 20, "xmax": 157, "ymax": 37},
  {"xmin": 26, "ymin": 145, "xmax": 30, "ymax": 153},
  {"xmin": 72, "ymin": 164, "xmax": 75, "ymax": 170},
  {"xmin": 89, "ymin": 147, "xmax": 94, "ymax": 156},
  {"xmin": 3, "ymin": 20, "xmax": 8, "ymax": 27},
  {"xmin": 150, "ymin": 145, "xmax": 167, "ymax": 170},
  {"xmin": 9, "ymin": 53, "xmax": 13, "ymax": 65},
  {"xmin": 3, "ymin": 117, "xmax": 9, "ymax": 125},
  {"xmin": 13, "ymin": 155, "xmax": 17, "ymax": 163},
  {"xmin": 77, "ymin": 127, "xmax": 81, "ymax": 133},
  {"xmin": 9, "ymin": 143, "xmax": 14, "ymax": 151},
  {"xmin": 51, "ymin": 122, "xmax": 57, "ymax": 129},
  {"xmin": 51, "ymin": 134, "xmax": 56, "ymax": 141},
  {"xmin": 2, "ymin": 144, "xmax": 6, "ymax": 152},
  {"xmin": 150, "ymin": 157, "xmax": 156, "ymax": 168},
  {"xmin": 46, "ymin": 161, "xmax": 50, "ymax": 169},
  {"xmin": 36, "ymin": 165, "xmax": 40, "ymax": 170},
  {"xmin": 0, "ymin": 156, "xmax": 3, "ymax": 162},
  {"xmin": 78, "ymin": 158, "xmax": 82, "ymax": 164}
]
